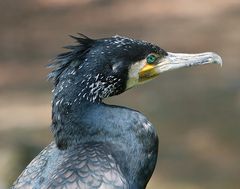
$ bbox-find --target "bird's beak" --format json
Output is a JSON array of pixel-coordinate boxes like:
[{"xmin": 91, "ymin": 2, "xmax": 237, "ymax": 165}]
[{"xmin": 139, "ymin": 52, "xmax": 222, "ymax": 83}]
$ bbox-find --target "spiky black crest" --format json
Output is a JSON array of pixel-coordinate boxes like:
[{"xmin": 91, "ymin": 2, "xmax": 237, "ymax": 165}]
[{"xmin": 48, "ymin": 34, "xmax": 95, "ymax": 84}]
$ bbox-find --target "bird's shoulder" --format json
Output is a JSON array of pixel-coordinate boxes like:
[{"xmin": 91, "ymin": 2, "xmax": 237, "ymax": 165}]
[
  {"xmin": 45, "ymin": 142, "xmax": 129, "ymax": 189},
  {"xmin": 12, "ymin": 142, "xmax": 129, "ymax": 189},
  {"xmin": 12, "ymin": 142, "xmax": 56, "ymax": 189}
]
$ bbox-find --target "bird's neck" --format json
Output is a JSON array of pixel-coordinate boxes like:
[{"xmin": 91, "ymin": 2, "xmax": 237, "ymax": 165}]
[
  {"xmin": 50, "ymin": 71, "xmax": 124, "ymax": 148},
  {"xmin": 51, "ymin": 90, "xmax": 100, "ymax": 149},
  {"xmin": 51, "ymin": 80, "xmax": 158, "ymax": 188}
]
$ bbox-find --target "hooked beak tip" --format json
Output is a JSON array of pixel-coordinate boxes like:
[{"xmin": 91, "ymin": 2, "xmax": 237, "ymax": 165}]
[{"xmin": 210, "ymin": 53, "xmax": 223, "ymax": 67}]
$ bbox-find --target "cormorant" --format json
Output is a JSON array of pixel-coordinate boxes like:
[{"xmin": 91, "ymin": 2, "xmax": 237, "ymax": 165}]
[{"xmin": 12, "ymin": 34, "xmax": 222, "ymax": 189}]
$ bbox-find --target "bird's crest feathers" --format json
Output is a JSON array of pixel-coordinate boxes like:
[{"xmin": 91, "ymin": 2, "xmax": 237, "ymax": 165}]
[{"xmin": 48, "ymin": 34, "xmax": 95, "ymax": 84}]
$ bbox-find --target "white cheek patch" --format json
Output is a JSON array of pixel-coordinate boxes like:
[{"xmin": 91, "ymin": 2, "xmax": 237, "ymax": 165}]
[{"xmin": 127, "ymin": 59, "xmax": 146, "ymax": 89}]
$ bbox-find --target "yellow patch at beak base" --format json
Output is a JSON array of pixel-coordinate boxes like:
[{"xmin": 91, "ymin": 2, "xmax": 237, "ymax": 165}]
[
  {"xmin": 139, "ymin": 64, "xmax": 158, "ymax": 83},
  {"xmin": 140, "ymin": 64, "xmax": 154, "ymax": 72}
]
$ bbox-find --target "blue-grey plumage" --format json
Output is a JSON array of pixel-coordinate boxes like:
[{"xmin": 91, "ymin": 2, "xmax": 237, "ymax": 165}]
[{"xmin": 12, "ymin": 34, "xmax": 222, "ymax": 189}]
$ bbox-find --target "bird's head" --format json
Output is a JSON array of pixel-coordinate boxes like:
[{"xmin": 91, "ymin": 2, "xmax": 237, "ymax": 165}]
[{"xmin": 49, "ymin": 34, "xmax": 222, "ymax": 103}]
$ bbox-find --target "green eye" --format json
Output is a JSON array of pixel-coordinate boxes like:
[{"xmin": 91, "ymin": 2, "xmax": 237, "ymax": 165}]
[{"xmin": 146, "ymin": 54, "xmax": 157, "ymax": 64}]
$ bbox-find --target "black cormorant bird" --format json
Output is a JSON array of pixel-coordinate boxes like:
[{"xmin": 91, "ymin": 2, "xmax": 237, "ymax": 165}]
[{"xmin": 12, "ymin": 34, "xmax": 222, "ymax": 189}]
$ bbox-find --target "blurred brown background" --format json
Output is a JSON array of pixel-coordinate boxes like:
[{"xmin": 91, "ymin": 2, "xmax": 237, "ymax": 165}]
[{"xmin": 0, "ymin": 0, "xmax": 240, "ymax": 188}]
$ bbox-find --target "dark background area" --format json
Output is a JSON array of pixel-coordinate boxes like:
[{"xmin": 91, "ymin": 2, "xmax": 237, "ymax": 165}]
[{"xmin": 0, "ymin": 0, "xmax": 240, "ymax": 188}]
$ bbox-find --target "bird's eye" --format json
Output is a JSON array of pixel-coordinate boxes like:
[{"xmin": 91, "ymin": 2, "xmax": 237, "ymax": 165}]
[{"xmin": 146, "ymin": 54, "xmax": 157, "ymax": 64}]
